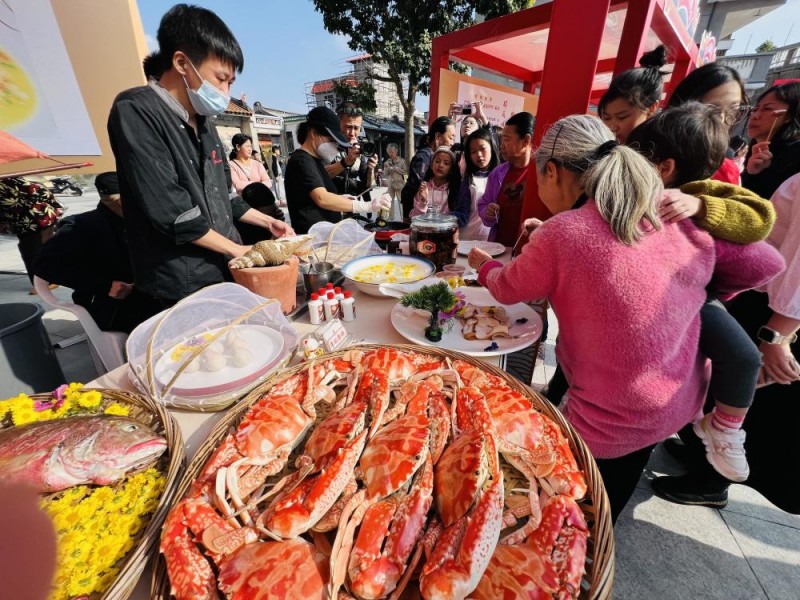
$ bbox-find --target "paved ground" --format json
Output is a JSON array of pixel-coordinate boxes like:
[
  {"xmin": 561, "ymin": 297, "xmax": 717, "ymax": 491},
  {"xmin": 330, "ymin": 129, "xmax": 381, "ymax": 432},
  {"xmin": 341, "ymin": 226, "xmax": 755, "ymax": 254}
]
[{"xmin": 1, "ymin": 192, "xmax": 798, "ymax": 598}]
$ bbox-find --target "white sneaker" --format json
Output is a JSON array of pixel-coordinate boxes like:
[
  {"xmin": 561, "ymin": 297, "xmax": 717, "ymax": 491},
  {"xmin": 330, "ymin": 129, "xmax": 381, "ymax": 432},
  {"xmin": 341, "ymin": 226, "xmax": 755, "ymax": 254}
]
[{"xmin": 693, "ymin": 414, "xmax": 750, "ymax": 482}]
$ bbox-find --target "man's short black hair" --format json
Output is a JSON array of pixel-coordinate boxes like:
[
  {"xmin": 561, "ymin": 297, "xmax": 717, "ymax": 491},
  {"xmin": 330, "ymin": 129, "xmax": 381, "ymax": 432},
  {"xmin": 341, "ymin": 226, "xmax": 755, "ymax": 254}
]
[
  {"xmin": 241, "ymin": 182, "xmax": 276, "ymax": 209},
  {"xmin": 143, "ymin": 4, "xmax": 244, "ymax": 78},
  {"xmin": 627, "ymin": 101, "xmax": 728, "ymax": 187}
]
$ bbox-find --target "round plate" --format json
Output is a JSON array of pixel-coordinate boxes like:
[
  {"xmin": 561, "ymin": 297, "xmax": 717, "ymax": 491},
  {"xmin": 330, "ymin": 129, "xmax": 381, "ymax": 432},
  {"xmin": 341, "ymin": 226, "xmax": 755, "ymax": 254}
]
[
  {"xmin": 457, "ymin": 240, "xmax": 507, "ymax": 257},
  {"xmin": 154, "ymin": 325, "xmax": 285, "ymax": 397},
  {"xmin": 390, "ymin": 287, "xmax": 542, "ymax": 357}
]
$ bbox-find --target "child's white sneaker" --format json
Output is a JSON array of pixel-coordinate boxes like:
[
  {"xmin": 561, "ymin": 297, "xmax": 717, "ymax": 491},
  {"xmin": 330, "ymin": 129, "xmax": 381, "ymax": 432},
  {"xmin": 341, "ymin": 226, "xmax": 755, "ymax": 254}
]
[{"xmin": 693, "ymin": 414, "xmax": 750, "ymax": 482}]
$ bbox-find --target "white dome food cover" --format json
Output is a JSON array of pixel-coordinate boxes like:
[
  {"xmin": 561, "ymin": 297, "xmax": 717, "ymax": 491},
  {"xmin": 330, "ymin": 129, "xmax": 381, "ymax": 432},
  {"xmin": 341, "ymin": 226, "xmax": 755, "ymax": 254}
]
[
  {"xmin": 308, "ymin": 218, "xmax": 381, "ymax": 267},
  {"xmin": 126, "ymin": 283, "xmax": 297, "ymax": 411}
]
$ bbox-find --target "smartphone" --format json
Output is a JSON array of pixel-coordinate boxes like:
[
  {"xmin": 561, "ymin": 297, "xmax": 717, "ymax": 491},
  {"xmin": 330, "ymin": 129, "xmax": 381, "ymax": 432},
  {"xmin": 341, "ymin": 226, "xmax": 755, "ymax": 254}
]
[{"xmin": 461, "ymin": 105, "xmax": 472, "ymax": 115}]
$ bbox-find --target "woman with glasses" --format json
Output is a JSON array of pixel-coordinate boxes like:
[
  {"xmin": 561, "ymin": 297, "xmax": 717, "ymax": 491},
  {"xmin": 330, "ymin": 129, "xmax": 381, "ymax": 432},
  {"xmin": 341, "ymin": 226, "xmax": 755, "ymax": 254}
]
[
  {"xmin": 742, "ymin": 82, "xmax": 800, "ymax": 199},
  {"xmin": 666, "ymin": 62, "xmax": 750, "ymax": 185},
  {"xmin": 466, "ymin": 115, "xmax": 783, "ymax": 523}
]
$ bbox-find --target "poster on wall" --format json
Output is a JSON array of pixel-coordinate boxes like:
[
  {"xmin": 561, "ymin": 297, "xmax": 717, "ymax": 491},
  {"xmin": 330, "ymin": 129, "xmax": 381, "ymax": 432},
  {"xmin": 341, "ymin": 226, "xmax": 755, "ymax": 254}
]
[
  {"xmin": 457, "ymin": 81, "xmax": 524, "ymax": 128},
  {"xmin": 0, "ymin": 0, "xmax": 100, "ymax": 155}
]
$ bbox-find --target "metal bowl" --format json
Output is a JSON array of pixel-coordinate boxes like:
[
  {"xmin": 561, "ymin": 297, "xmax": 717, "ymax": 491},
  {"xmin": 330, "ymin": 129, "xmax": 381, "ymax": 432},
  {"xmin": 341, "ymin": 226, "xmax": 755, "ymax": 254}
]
[{"xmin": 340, "ymin": 254, "xmax": 435, "ymax": 297}]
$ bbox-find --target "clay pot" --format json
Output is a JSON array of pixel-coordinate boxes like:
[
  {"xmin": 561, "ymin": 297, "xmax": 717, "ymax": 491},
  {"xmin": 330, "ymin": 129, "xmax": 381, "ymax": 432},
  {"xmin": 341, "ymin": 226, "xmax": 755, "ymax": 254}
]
[{"xmin": 230, "ymin": 255, "xmax": 298, "ymax": 314}]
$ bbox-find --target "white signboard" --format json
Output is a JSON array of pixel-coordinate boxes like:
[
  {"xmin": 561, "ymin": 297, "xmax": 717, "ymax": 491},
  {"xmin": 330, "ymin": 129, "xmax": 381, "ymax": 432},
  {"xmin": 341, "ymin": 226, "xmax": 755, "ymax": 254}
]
[
  {"xmin": 457, "ymin": 81, "xmax": 525, "ymax": 128},
  {"xmin": 0, "ymin": 0, "xmax": 100, "ymax": 155}
]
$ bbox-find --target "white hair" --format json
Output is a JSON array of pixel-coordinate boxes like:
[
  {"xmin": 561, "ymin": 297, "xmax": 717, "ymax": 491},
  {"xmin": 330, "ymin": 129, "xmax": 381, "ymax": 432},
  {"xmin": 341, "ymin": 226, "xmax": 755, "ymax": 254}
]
[{"xmin": 535, "ymin": 114, "xmax": 663, "ymax": 245}]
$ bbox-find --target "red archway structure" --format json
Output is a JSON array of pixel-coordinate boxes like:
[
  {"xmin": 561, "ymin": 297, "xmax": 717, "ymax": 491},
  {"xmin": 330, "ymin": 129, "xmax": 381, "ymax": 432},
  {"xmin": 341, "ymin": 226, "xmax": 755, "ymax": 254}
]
[{"xmin": 430, "ymin": 0, "xmax": 700, "ymax": 222}]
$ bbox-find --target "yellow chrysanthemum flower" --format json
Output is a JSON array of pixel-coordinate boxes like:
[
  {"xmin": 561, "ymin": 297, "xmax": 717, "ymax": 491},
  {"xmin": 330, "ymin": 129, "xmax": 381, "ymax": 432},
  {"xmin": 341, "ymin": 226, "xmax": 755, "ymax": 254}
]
[
  {"xmin": 11, "ymin": 405, "xmax": 37, "ymax": 426},
  {"xmin": 104, "ymin": 402, "xmax": 130, "ymax": 416},
  {"xmin": 77, "ymin": 390, "xmax": 103, "ymax": 408},
  {"xmin": 91, "ymin": 487, "xmax": 115, "ymax": 504}
]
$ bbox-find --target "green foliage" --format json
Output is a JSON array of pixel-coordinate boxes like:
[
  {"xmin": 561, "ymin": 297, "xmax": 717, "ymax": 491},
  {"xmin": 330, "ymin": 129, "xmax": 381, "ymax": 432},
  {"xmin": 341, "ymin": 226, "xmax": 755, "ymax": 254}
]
[
  {"xmin": 755, "ymin": 40, "xmax": 775, "ymax": 53},
  {"xmin": 331, "ymin": 79, "xmax": 378, "ymax": 114},
  {"xmin": 400, "ymin": 281, "xmax": 458, "ymax": 342}
]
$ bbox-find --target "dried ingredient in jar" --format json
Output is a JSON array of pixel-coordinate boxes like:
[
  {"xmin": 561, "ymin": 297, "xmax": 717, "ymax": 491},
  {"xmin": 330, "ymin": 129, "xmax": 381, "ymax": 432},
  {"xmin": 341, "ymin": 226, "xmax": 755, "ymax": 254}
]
[{"xmin": 410, "ymin": 227, "xmax": 456, "ymax": 272}]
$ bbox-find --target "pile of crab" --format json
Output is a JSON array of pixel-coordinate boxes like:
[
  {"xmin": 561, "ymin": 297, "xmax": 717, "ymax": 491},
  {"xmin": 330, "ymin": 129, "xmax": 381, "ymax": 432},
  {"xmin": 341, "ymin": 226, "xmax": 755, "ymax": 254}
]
[{"xmin": 160, "ymin": 347, "xmax": 590, "ymax": 600}]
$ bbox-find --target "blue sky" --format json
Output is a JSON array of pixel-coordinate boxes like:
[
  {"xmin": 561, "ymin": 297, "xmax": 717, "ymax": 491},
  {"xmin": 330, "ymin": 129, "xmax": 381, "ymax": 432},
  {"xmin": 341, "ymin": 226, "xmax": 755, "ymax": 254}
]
[
  {"xmin": 726, "ymin": 0, "xmax": 800, "ymax": 54},
  {"xmin": 137, "ymin": 1, "xmax": 377, "ymax": 115},
  {"xmin": 137, "ymin": 0, "xmax": 800, "ymax": 115}
]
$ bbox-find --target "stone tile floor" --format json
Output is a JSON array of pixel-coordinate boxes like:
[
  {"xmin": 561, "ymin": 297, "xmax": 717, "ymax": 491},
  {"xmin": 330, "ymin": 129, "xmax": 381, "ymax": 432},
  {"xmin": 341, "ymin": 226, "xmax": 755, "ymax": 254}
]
[{"xmin": 2, "ymin": 212, "xmax": 798, "ymax": 598}]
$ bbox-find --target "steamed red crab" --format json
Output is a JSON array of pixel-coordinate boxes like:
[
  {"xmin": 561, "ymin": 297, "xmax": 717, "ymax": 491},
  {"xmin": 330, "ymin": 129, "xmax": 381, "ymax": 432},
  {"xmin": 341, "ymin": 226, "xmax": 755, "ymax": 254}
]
[{"xmin": 159, "ymin": 347, "xmax": 590, "ymax": 600}]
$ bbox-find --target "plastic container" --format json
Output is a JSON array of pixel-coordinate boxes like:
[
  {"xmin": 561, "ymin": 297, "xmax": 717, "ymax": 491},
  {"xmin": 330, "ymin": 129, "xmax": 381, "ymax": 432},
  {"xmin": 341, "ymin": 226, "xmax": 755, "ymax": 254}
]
[
  {"xmin": 0, "ymin": 302, "xmax": 65, "ymax": 396},
  {"xmin": 409, "ymin": 208, "xmax": 458, "ymax": 272},
  {"xmin": 126, "ymin": 283, "xmax": 296, "ymax": 411}
]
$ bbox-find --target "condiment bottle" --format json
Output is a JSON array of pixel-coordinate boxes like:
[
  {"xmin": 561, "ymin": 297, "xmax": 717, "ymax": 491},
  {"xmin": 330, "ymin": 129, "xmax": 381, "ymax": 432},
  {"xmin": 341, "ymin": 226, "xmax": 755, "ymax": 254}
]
[
  {"xmin": 308, "ymin": 293, "xmax": 325, "ymax": 324},
  {"xmin": 341, "ymin": 290, "xmax": 356, "ymax": 322},
  {"xmin": 334, "ymin": 286, "xmax": 344, "ymax": 301},
  {"xmin": 324, "ymin": 291, "xmax": 340, "ymax": 320}
]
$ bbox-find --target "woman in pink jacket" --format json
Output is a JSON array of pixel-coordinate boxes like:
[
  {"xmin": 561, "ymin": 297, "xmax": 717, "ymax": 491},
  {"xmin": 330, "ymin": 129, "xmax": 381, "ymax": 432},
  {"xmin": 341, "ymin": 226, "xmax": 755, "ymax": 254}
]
[
  {"xmin": 468, "ymin": 115, "xmax": 784, "ymax": 522},
  {"xmin": 228, "ymin": 133, "xmax": 271, "ymax": 195}
]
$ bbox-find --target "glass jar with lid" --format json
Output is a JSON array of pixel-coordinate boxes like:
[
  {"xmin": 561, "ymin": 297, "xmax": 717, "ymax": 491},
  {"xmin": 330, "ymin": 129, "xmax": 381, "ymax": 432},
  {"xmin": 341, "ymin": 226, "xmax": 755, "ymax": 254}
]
[{"xmin": 409, "ymin": 205, "xmax": 459, "ymax": 271}]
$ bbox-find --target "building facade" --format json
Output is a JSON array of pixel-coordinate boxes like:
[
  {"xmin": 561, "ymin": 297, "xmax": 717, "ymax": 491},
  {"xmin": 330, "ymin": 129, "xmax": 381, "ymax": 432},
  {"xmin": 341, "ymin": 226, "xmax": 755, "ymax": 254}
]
[{"xmin": 306, "ymin": 54, "xmax": 405, "ymax": 120}]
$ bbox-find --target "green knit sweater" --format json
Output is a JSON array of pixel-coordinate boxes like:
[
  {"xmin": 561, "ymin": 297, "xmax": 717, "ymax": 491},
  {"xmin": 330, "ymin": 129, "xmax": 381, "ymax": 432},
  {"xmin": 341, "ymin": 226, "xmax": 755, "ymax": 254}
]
[{"xmin": 681, "ymin": 179, "xmax": 776, "ymax": 244}]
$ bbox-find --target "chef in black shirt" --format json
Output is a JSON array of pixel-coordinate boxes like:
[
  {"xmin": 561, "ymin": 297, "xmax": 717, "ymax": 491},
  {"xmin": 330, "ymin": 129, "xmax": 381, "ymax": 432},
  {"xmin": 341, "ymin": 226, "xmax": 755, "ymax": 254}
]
[
  {"xmin": 107, "ymin": 5, "xmax": 293, "ymax": 306},
  {"xmin": 284, "ymin": 107, "xmax": 390, "ymax": 234}
]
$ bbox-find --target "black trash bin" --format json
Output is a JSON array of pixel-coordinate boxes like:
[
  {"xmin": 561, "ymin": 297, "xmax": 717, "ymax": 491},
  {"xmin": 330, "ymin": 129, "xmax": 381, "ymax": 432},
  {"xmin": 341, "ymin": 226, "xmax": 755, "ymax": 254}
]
[{"xmin": 0, "ymin": 303, "xmax": 65, "ymax": 396}]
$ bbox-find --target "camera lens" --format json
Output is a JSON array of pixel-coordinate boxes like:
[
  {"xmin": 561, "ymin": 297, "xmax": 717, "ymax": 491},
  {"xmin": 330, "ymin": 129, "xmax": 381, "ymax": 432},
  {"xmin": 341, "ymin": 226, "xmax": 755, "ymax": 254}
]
[{"xmin": 360, "ymin": 141, "xmax": 376, "ymax": 156}]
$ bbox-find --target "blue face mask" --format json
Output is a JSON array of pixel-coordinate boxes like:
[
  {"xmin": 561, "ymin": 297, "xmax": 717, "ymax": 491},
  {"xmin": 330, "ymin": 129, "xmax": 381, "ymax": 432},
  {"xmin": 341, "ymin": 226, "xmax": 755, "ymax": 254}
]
[{"xmin": 183, "ymin": 60, "xmax": 230, "ymax": 116}]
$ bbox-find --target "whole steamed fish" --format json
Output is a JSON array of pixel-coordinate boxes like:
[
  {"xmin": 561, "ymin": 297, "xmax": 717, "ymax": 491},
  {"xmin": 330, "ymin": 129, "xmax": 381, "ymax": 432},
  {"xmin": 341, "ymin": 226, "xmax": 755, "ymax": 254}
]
[{"xmin": 0, "ymin": 415, "xmax": 167, "ymax": 493}]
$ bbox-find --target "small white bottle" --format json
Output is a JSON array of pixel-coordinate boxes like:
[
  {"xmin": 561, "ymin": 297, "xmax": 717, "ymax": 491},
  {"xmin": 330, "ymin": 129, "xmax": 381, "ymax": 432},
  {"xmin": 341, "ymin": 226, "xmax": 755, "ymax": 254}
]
[
  {"xmin": 308, "ymin": 293, "xmax": 325, "ymax": 324},
  {"xmin": 324, "ymin": 291, "xmax": 340, "ymax": 320},
  {"xmin": 334, "ymin": 286, "xmax": 345, "ymax": 302},
  {"xmin": 341, "ymin": 290, "xmax": 356, "ymax": 322}
]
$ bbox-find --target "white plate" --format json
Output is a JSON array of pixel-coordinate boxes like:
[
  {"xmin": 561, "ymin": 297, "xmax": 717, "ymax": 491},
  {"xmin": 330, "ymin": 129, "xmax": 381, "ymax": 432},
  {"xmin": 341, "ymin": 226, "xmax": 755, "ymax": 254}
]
[
  {"xmin": 457, "ymin": 240, "xmax": 507, "ymax": 257},
  {"xmin": 390, "ymin": 287, "xmax": 542, "ymax": 357},
  {"xmin": 154, "ymin": 325, "xmax": 285, "ymax": 397}
]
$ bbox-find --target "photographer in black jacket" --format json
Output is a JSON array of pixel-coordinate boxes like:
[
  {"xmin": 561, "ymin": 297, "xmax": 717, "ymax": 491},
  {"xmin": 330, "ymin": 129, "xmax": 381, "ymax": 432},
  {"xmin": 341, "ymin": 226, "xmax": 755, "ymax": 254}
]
[{"xmin": 324, "ymin": 103, "xmax": 378, "ymax": 200}]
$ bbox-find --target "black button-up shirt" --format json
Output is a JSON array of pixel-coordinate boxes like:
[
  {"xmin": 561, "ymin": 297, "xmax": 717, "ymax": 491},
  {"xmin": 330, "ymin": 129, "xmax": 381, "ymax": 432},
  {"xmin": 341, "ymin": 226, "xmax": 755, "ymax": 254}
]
[{"xmin": 108, "ymin": 81, "xmax": 250, "ymax": 301}]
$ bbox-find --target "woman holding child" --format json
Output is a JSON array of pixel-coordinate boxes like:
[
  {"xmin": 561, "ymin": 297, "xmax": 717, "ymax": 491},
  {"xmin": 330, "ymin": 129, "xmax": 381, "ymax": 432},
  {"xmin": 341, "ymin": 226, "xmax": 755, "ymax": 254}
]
[{"xmin": 468, "ymin": 114, "xmax": 784, "ymax": 522}]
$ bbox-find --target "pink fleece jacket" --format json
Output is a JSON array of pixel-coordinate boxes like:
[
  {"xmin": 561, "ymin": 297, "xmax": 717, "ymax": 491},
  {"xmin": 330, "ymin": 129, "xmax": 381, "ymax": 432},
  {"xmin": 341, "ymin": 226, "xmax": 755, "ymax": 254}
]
[{"xmin": 478, "ymin": 201, "xmax": 785, "ymax": 458}]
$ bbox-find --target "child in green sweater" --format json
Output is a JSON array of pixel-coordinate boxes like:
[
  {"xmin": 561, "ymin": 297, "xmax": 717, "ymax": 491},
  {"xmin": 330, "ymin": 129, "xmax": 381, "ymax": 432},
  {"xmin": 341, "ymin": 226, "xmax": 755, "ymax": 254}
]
[{"xmin": 628, "ymin": 101, "xmax": 777, "ymax": 482}]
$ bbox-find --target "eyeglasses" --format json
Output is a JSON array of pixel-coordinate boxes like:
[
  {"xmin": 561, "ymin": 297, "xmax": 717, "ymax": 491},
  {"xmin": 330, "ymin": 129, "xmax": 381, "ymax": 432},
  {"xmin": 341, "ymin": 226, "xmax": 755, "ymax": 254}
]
[{"xmin": 728, "ymin": 105, "xmax": 752, "ymax": 124}]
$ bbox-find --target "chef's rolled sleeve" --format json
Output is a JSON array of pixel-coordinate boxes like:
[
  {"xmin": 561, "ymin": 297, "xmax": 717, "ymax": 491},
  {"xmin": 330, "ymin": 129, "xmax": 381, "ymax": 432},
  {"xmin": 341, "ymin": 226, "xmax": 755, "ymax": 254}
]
[{"xmin": 230, "ymin": 196, "xmax": 251, "ymax": 221}]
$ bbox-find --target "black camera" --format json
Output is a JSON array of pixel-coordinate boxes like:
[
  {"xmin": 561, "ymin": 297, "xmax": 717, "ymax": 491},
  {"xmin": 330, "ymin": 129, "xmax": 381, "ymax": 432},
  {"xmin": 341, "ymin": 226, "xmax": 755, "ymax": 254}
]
[{"xmin": 356, "ymin": 138, "xmax": 377, "ymax": 156}]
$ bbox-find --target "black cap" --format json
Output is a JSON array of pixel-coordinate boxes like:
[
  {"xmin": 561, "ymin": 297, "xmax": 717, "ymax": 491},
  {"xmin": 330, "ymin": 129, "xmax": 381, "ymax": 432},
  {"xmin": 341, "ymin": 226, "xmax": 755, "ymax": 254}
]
[
  {"xmin": 307, "ymin": 106, "xmax": 351, "ymax": 148},
  {"xmin": 95, "ymin": 172, "xmax": 119, "ymax": 195}
]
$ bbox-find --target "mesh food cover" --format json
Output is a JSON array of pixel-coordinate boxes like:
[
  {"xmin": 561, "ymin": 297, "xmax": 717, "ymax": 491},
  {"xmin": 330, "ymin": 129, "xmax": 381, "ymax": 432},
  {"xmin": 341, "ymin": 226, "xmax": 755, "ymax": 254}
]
[
  {"xmin": 308, "ymin": 218, "xmax": 381, "ymax": 267},
  {"xmin": 126, "ymin": 283, "xmax": 297, "ymax": 411}
]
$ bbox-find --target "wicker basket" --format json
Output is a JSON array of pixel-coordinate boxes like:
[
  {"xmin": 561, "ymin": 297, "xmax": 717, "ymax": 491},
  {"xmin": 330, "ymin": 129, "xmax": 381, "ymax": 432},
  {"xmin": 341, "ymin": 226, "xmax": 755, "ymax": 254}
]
[
  {"xmin": 151, "ymin": 344, "xmax": 613, "ymax": 599},
  {"xmin": 12, "ymin": 389, "xmax": 187, "ymax": 600}
]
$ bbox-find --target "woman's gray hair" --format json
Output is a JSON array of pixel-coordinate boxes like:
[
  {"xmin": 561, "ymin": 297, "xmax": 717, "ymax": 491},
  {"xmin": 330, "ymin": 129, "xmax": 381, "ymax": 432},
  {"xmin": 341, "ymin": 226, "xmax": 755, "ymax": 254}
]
[
  {"xmin": 386, "ymin": 143, "xmax": 399, "ymax": 152},
  {"xmin": 534, "ymin": 115, "xmax": 663, "ymax": 245}
]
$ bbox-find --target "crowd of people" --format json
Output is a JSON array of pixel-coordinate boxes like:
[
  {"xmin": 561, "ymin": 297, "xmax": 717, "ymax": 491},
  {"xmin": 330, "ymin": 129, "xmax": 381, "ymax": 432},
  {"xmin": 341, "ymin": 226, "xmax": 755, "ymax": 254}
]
[{"xmin": 5, "ymin": 5, "xmax": 798, "ymax": 526}]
